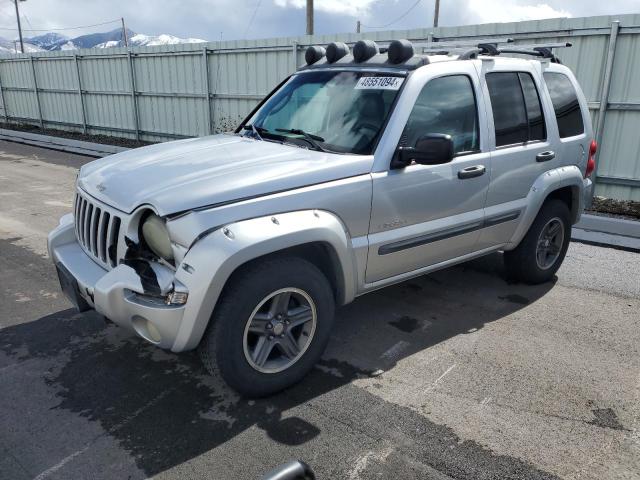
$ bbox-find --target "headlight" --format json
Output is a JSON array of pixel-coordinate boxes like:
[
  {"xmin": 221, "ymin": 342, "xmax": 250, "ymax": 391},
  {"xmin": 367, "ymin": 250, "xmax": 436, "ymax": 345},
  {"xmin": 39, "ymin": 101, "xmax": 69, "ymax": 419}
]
[{"xmin": 141, "ymin": 213, "xmax": 174, "ymax": 260}]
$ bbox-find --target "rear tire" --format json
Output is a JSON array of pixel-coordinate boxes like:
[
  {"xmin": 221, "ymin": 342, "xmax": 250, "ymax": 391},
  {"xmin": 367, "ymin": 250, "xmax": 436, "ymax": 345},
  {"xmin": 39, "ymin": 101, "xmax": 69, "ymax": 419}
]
[
  {"xmin": 504, "ymin": 199, "xmax": 571, "ymax": 284},
  {"xmin": 198, "ymin": 256, "xmax": 335, "ymax": 397}
]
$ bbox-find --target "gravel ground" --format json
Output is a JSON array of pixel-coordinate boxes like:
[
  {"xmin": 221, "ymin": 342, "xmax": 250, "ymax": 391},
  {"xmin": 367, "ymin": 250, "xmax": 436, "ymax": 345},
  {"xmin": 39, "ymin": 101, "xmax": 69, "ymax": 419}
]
[
  {"xmin": 1, "ymin": 140, "xmax": 639, "ymax": 480},
  {"xmin": 0, "ymin": 122, "xmax": 153, "ymax": 149},
  {"xmin": 587, "ymin": 197, "xmax": 640, "ymax": 221}
]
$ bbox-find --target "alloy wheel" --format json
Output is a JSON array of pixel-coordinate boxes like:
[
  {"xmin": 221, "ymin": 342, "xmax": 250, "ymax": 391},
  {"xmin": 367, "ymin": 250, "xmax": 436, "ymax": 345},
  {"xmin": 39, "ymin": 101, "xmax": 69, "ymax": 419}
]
[
  {"xmin": 535, "ymin": 217, "xmax": 565, "ymax": 270},
  {"xmin": 243, "ymin": 288, "xmax": 317, "ymax": 373}
]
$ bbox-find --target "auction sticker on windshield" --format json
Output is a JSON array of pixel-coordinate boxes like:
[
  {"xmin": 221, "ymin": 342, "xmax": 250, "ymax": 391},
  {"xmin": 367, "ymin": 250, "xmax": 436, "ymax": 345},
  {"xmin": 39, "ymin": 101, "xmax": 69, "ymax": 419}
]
[{"xmin": 355, "ymin": 76, "xmax": 404, "ymax": 90}]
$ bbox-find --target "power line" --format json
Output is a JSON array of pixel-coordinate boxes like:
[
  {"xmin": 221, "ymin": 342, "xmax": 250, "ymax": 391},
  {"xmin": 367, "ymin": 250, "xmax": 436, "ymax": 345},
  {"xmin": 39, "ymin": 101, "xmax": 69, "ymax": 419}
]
[
  {"xmin": 0, "ymin": 18, "xmax": 122, "ymax": 32},
  {"xmin": 22, "ymin": 12, "xmax": 34, "ymax": 32},
  {"xmin": 243, "ymin": 0, "xmax": 262, "ymax": 38},
  {"xmin": 361, "ymin": 0, "xmax": 423, "ymax": 29}
]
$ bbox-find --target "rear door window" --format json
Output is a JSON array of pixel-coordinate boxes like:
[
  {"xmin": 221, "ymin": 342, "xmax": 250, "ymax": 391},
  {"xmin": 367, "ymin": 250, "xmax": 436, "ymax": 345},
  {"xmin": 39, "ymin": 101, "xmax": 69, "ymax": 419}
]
[
  {"xmin": 543, "ymin": 72, "xmax": 584, "ymax": 138},
  {"xmin": 486, "ymin": 72, "xmax": 548, "ymax": 147},
  {"xmin": 486, "ymin": 72, "xmax": 529, "ymax": 146}
]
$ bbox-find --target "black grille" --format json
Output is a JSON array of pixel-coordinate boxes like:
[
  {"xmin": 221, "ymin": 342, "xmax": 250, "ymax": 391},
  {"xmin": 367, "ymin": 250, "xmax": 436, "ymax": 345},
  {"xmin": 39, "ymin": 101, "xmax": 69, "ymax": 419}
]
[{"xmin": 74, "ymin": 192, "xmax": 121, "ymax": 268}]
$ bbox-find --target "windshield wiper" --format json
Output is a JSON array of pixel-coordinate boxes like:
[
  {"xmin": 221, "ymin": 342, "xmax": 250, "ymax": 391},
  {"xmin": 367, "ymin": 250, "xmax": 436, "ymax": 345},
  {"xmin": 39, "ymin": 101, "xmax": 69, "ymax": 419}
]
[
  {"xmin": 242, "ymin": 123, "xmax": 266, "ymax": 141},
  {"xmin": 275, "ymin": 128, "xmax": 327, "ymax": 152}
]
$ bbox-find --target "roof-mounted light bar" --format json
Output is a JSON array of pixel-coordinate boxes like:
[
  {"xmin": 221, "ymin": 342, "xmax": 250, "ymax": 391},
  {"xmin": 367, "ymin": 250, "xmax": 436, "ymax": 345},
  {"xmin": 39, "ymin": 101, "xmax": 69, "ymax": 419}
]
[{"xmin": 304, "ymin": 38, "xmax": 416, "ymax": 66}]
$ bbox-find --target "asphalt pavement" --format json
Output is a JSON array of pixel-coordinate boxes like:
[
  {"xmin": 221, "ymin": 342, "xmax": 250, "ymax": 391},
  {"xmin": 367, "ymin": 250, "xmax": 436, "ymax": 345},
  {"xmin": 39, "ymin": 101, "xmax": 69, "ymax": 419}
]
[{"xmin": 1, "ymin": 140, "xmax": 639, "ymax": 480}]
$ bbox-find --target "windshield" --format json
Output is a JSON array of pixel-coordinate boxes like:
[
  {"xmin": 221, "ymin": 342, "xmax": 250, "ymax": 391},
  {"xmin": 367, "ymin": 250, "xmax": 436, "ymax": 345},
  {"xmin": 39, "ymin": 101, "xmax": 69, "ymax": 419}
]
[{"xmin": 245, "ymin": 70, "xmax": 405, "ymax": 155}]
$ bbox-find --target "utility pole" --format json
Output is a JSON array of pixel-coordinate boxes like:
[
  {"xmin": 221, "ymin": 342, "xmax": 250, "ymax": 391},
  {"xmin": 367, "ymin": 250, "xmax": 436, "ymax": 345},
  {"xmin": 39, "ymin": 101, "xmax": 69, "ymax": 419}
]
[
  {"xmin": 306, "ymin": 0, "xmax": 313, "ymax": 35},
  {"xmin": 14, "ymin": 0, "xmax": 25, "ymax": 54},
  {"xmin": 121, "ymin": 17, "xmax": 129, "ymax": 47},
  {"xmin": 356, "ymin": 20, "xmax": 361, "ymax": 33},
  {"xmin": 433, "ymin": 0, "xmax": 440, "ymax": 28}
]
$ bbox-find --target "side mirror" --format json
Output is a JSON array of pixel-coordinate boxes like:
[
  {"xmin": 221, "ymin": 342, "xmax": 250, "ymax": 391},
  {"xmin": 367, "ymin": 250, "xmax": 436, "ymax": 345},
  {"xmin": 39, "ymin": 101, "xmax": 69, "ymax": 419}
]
[{"xmin": 395, "ymin": 134, "xmax": 454, "ymax": 167}]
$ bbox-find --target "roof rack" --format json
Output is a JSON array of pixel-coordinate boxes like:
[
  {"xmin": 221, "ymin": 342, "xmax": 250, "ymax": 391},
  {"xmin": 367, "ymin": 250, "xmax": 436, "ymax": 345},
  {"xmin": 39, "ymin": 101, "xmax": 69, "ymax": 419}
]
[
  {"xmin": 412, "ymin": 37, "xmax": 516, "ymax": 50},
  {"xmin": 371, "ymin": 37, "xmax": 513, "ymax": 56},
  {"xmin": 499, "ymin": 42, "xmax": 572, "ymax": 61},
  {"xmin": 421, "ymin": 40, "xmax": 572, "ymax": 63}
]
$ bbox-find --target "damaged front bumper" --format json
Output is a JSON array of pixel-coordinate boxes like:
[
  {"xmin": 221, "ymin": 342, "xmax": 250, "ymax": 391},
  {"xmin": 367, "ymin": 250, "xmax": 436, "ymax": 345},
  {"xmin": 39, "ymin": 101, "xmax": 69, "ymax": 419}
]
[{"xmin": 48, "ymin": 213, "xmax": 189, "ymax": 350}]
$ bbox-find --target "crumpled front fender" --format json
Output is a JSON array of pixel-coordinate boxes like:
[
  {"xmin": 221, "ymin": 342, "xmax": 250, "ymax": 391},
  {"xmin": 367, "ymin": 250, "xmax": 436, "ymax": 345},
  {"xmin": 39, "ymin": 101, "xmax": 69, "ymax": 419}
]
[{"xmin": 170, "ymin": 209, "xmax": 357, "ymax": 352}]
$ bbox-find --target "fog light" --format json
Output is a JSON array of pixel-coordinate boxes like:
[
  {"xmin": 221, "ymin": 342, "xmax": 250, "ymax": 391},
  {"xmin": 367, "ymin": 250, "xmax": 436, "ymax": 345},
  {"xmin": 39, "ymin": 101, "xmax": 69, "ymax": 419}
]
[
  {"xmin": 146, "ymin": 321, "xmax": 162, "ymax": 343},
  {"xmin": 132, "ymin": 315, "xmax": 162, "ymax": 344},
  {"xmin": 166, "ymin": 290, "xmax": 188, "ymax": 305}
]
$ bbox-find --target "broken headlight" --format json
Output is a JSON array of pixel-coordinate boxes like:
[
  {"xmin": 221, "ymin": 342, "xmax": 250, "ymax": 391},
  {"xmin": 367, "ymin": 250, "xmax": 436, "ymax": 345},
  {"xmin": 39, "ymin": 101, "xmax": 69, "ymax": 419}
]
[{"xmin": 141, "ymin": 213, "xmax": 174, "ymax": 261}]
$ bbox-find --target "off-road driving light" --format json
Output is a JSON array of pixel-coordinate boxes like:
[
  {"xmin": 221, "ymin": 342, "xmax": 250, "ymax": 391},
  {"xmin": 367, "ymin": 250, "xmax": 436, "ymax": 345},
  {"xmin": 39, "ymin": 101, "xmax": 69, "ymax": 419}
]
[
  {"xmin": 305, "ymin": 45, "xmax": 326, "ymax": 65},
  {"xmin": 388, "ymin": 39, "xmax": 414, "ymax": 64},
  {"xmin": 326, "ymin": 42, "xmax": 349, "ymax": 63},
  {"xmin": 353, "ymin": 40, "xmax": 379, "ymax": 62},
  {"xmin": 141, "ymin": 213, "xmax": 174, "ymax": 260}
]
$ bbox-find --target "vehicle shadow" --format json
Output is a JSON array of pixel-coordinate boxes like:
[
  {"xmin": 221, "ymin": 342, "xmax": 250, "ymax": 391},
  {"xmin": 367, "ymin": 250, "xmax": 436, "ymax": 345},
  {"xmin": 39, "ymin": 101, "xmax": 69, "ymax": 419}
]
[{"xmin": 0, "ymin": 252, "xmax": 557, "ymax": 478}]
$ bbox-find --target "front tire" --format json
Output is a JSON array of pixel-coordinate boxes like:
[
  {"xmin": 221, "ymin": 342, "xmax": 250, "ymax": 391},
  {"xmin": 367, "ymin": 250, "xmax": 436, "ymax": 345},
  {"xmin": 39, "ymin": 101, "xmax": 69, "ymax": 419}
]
[
  {"xmin": 504, "ymin": 199, "xmax": 571, "ymax": 284},
  {"xmin": 198, "ymin": 256, "xmax": 335, "ymax": 397}
]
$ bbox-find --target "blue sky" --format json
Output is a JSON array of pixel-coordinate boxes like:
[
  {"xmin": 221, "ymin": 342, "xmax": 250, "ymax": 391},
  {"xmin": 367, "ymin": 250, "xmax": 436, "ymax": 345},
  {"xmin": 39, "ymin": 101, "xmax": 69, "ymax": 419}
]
[{"xmin": 0, "ymin": 0, "xmax": 638, "ymax": 41}]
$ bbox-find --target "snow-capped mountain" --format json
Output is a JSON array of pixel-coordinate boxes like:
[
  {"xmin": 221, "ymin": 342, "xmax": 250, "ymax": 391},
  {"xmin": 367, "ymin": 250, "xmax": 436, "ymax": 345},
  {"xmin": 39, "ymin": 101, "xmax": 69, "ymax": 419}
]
[
  {"xmin": 1, "ymin": 28, "xmax": 206, "ymax": 54},
  {"xmin": 95, "ymin": 33, "xmax": 205, "ymax": 49},
  {"xmin": 23, "ymin": 32, "xmax": 68, "ymax": 49},
  {"xmin": 129, "ymin": 33, "xmax": 206, "ymax": 47},
  {"xmin": 0, "ymin": 38, "xmax": 41, "ymax": 54}
]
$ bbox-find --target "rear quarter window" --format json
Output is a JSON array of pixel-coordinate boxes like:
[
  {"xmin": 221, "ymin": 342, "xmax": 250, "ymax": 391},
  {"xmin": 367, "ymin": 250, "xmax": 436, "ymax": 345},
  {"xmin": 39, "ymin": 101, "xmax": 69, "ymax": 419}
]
[{"xmin": 543, "ymin": 72, "xmax": 584, "ymax": 138}]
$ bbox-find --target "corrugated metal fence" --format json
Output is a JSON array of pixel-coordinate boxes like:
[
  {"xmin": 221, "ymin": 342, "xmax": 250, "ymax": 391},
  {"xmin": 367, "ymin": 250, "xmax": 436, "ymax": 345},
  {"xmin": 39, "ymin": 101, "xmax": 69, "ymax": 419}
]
[{"xmin": 0, "ymin": 14, "xmax": 638, "ymax": 200}]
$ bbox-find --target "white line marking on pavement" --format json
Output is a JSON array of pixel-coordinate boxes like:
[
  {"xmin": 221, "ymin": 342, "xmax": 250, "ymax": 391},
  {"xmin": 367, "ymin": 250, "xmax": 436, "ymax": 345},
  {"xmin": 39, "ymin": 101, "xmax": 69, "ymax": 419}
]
[
  {"xmin": 44, "ymin": 200, "xmax": 72, "ymax": 208},
  {"xmin": 380, "ymin": 340, "xmax": 411, "ymax": 361},
  {"xmin": 33, "ymin": 445, "xmax": 91, "ymax": 480},
  {"xmin": 626, "ymin": 372, "xmax": 640, "ymax": 448},
  {"xmin": 426, "ymin": 363, "xmax": 457, "ymax": 391},
  {"xmin": 348, "ymin": 445, "xmax": 394, "ymax": 480},
  {"xmin": 31, "ymin": 389, "xmax": 173, "ymax": 479}
]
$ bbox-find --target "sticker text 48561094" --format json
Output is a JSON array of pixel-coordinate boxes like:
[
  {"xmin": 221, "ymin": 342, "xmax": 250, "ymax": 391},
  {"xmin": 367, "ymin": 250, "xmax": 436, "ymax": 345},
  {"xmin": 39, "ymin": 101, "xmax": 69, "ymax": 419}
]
[{"xmin": 354, "ymin": 76, "xmax": 405, "ymax": 90}]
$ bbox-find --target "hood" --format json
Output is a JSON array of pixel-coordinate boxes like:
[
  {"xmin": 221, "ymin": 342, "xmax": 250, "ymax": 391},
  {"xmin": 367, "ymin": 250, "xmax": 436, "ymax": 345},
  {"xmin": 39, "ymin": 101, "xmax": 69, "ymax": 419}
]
[{"xmin": 78, "ymin": 134, "xmax": 373, "ymax": 216}]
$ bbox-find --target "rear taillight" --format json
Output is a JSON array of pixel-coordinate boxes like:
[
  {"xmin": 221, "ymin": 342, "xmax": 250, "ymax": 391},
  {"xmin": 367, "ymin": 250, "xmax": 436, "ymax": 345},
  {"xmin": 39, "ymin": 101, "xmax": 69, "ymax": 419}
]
[{"xmin": 585, "ymin": 140, "xmax": 597, "ymax": 178}]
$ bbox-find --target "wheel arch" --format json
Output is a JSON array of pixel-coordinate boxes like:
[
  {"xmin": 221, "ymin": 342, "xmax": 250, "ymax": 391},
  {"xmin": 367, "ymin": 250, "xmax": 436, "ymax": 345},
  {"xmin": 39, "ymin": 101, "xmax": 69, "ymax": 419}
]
[
  {"xmin": 508, "ymin": 166, "xmax": 586, "ymax": 247},
  {"xmin": 170, "ymin": 209, "xmax": 357, "ymax": 352},
  {"xmin": 544, "ymin": 184, "xmax": 581, "ymax": 224},
  {"xmin": 222, "ymin": 241, "xmax": 347, "ymax": 306}
]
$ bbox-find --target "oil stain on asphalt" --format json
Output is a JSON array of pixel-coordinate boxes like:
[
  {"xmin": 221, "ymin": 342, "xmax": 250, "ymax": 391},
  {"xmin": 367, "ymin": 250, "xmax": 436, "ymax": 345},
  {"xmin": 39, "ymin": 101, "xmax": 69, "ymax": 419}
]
[
  {"xmin": 389, "ymin": 316, "xmax": 422, "ymax": 333},
  {"xmin": 498, "ymin": 294, "xmax": 531, "ymax": 305},
  {"xmin": 588, "ymin": 408, "xmax": 626, "ymax": 431}
]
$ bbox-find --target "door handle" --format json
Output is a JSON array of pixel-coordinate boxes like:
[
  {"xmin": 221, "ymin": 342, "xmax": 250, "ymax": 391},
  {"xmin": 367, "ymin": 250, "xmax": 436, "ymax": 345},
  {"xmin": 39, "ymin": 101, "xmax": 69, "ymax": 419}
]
[
  {"xmin": 536, "ymin": 151, "xmax": 555, "ymax": 162},
  {"xmin": 458, "ymin": 165, "xmax": 486, "ymax": 179}
]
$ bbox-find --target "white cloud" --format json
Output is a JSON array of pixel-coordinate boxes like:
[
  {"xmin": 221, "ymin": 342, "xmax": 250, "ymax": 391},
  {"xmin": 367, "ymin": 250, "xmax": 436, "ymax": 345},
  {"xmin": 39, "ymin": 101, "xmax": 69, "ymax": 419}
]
[
  {"xmin": 466, "ymin": 1, "xmax": 572, "ymax": 23},
  {"xmin": 273, "ymin": 0, "xmax": 377, "ymax": 17},
  {"xmin": 4, "ymin": 0, "xmax": 638, "ymax": 43}
]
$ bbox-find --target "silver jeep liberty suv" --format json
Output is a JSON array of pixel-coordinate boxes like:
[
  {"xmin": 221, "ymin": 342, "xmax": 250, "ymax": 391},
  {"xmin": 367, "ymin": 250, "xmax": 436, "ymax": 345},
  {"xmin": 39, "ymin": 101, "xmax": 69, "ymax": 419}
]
[{"xmin": 48, "ymin": 38, "xmax": 595, "ymax": 396}]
